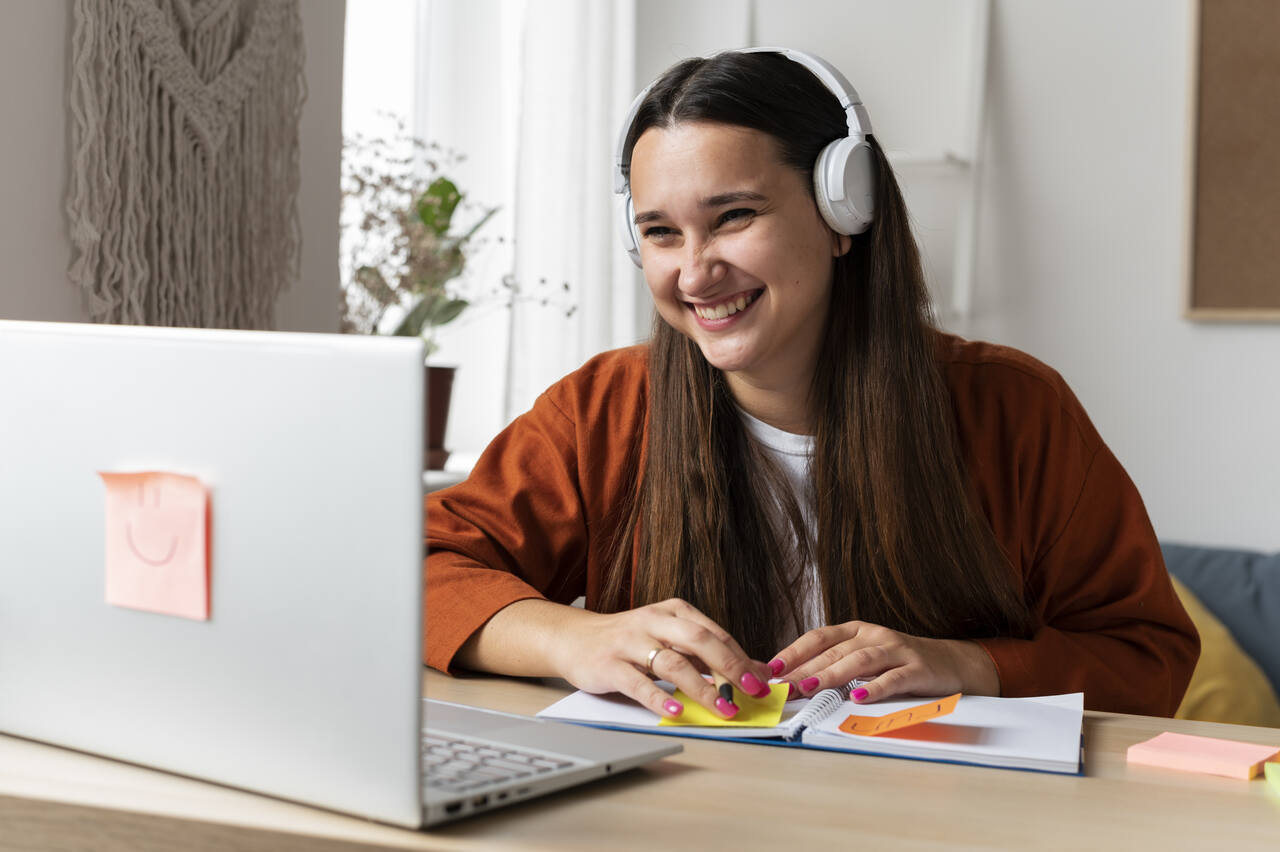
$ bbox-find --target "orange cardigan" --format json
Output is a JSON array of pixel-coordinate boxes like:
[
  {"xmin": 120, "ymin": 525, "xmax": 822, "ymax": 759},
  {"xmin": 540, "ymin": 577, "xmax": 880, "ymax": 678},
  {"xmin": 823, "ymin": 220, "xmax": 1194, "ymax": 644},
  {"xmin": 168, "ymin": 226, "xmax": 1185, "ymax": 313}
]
[{"xmin": 424, "ymin": 336, "xmax": 1198, "ymax": 716}]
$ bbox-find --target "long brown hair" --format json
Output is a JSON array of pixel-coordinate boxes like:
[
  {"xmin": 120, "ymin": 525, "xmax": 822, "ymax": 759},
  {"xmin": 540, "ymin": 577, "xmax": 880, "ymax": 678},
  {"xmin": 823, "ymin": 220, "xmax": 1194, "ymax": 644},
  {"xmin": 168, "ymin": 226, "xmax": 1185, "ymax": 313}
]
[{"xmin": 603, "ymin": 52, "xmax": 1033, "ymax": 660}]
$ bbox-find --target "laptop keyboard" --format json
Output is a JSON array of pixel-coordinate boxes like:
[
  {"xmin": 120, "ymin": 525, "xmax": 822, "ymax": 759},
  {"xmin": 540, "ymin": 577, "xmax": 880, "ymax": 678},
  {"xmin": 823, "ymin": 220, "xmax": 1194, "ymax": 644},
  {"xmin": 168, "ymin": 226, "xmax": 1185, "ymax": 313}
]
[{"xmin": 423, "ymin": 732, "xmax": 580, "ymax": 793}]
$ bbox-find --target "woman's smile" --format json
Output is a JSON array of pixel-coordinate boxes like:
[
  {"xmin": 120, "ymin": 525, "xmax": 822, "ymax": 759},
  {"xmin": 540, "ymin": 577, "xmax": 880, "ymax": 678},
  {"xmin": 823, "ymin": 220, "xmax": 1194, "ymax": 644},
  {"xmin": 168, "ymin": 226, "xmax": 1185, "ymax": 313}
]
[{"xmin": 687, "ymin": 288, "xmax": 764, "ymax": 327}]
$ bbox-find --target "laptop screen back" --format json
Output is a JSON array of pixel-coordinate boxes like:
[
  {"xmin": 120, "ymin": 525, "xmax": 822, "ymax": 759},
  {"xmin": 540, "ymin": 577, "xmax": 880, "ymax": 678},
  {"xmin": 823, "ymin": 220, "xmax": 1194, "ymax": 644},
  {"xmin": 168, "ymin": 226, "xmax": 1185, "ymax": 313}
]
[{"xmin": 0, "ymin": 320, "xmax": 426, "ymax": 826}]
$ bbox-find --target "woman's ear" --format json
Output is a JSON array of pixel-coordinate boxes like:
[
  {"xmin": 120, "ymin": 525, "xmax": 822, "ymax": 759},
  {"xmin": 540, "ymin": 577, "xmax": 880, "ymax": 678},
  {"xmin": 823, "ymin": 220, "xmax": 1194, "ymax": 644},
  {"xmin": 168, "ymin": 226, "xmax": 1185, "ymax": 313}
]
[{"xmin": 832, "ymin": 232, "xmax": 853, "ymax": 258}]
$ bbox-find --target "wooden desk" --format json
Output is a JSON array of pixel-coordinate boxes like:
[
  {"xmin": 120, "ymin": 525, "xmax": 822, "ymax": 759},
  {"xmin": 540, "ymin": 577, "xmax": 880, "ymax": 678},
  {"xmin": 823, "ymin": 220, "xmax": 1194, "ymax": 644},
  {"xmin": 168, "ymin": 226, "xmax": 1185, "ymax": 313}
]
[{"xmin": 2, "ymin": 671, "xmax": 1277, "ymax": 850}]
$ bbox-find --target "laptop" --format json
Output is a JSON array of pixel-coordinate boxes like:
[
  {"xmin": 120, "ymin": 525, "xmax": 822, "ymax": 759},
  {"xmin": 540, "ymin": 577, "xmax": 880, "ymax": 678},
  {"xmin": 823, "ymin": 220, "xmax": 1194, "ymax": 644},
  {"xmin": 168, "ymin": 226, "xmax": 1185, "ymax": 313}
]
[{"xmin": 0, "ymin": 319, "xmax": 679, "ymax": 828}]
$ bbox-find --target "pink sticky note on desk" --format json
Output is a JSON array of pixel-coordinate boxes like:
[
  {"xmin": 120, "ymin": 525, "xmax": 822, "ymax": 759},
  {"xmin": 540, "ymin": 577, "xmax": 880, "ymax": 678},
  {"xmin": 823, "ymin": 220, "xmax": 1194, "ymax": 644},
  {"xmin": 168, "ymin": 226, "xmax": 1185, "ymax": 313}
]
[
  {"xmin": 1126, "ymin": 731, "xmax": 1280, "ymax": 779},
  {"xmin": 100, "ymin": 472, "xmax": 210, "ymax": 620}
]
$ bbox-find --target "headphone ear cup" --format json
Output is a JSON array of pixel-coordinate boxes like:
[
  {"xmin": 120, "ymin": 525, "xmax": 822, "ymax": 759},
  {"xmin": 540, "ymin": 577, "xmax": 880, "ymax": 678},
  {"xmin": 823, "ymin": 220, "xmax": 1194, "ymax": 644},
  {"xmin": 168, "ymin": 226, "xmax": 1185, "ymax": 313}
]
[
  {"xmin": 617, "ymin": 192, "xmax": 642, "ymax": 267},
  {"xmin": 812, "ymin": 137, "xmax": 875, "ymax": 235}
]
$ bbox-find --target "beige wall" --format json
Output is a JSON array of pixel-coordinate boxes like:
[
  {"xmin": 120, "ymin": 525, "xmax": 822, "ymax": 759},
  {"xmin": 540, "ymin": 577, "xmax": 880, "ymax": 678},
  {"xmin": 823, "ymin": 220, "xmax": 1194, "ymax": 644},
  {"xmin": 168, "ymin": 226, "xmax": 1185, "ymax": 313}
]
[{"xmin": 0, "ymin": 0, "xmax": 345, "ymax": 333}]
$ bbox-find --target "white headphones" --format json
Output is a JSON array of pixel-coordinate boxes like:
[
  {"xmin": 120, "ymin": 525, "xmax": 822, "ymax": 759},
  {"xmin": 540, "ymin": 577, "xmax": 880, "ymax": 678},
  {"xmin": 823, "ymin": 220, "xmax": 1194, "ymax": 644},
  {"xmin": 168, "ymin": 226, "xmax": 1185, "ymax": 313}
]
[{"xmin": 613, "ymin": 47, "xmax": 876, "ymax": 268}]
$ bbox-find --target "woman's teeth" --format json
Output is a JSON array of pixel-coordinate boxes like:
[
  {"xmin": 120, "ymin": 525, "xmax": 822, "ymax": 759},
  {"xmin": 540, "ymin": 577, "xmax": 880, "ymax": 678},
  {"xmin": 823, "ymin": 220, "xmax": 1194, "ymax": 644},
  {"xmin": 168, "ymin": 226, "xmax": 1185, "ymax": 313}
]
[{"xmin": 694, "ymin": 293, "xmax": 754, "ymax": 320}]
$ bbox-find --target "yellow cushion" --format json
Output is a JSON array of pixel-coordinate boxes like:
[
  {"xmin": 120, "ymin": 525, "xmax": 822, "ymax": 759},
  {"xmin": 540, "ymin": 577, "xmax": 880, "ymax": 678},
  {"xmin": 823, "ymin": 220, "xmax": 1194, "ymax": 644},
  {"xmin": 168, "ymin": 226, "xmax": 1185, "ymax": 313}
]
[{"xmin": 1172, "ymin": 575, "xmax": 1280, "ymax": 727}]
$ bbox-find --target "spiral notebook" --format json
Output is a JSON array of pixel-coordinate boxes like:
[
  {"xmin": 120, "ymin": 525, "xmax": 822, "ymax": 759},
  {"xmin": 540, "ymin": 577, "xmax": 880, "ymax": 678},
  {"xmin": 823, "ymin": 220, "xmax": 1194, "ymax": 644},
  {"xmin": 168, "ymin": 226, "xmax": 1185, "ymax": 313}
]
[{"xmin": 537, "ymin": 684, "xmax": 1084, "ymax": 775}]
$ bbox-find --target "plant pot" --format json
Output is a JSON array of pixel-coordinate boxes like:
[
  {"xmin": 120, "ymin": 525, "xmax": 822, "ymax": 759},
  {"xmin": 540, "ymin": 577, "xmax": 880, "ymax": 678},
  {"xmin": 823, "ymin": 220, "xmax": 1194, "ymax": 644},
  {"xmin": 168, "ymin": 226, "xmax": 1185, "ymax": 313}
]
[{"xmin": 426, "ymin": 365, "xmax": 456, "ymax": 470}]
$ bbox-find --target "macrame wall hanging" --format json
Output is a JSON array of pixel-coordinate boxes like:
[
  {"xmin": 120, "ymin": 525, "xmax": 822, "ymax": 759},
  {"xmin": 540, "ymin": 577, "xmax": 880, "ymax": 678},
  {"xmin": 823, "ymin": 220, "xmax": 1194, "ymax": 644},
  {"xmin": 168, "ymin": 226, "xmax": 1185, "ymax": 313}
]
[{"xmin": 67, "ymin": 0, "xmax": 305, "ymax": 329}]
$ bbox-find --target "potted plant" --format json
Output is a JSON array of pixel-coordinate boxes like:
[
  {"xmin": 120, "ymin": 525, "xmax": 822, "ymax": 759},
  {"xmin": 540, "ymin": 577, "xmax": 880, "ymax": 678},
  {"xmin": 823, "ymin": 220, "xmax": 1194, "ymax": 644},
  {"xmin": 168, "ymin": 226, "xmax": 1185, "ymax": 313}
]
[{"xmin": 340, "ymin": 125, "xmax": 496, "ymax": 469}]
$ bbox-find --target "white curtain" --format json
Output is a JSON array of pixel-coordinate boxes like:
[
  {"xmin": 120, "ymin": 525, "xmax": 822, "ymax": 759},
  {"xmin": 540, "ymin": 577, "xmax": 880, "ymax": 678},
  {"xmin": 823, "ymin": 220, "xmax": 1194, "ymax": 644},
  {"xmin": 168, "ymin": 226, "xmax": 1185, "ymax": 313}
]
[
  {"xmin": 504, "ymin": 0, "xmax": 644, "ymax": 421},
  {"xmin": 414, "ymin": 0, "xmax": 643, "ymax": 455}
]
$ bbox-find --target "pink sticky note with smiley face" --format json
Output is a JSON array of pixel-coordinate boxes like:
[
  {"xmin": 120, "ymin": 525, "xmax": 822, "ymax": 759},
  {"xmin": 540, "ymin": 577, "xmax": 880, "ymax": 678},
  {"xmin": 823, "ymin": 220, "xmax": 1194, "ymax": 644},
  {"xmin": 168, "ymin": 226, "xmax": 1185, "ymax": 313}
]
[{"xmin": 100, "ymin": 472, "xmax": 210, "ymax": 620}]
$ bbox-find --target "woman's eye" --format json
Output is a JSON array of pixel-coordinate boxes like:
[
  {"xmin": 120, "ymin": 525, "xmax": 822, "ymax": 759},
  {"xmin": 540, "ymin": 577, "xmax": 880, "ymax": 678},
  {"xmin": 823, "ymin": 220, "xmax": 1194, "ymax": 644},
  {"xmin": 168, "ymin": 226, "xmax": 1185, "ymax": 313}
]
[
  {"xmin": 717, "ymin": 208, "xmax": 755, "ymax": 226},
  {"xmin": 642, "ymin": 226, "xmax": 675, "ymax": 240}
]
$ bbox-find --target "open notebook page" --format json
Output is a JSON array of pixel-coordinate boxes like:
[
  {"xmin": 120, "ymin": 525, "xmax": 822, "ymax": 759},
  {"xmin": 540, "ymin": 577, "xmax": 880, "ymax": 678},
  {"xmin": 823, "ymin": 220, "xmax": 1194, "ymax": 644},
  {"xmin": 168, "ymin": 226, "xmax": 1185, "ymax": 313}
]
[{"xmin": 801, "ymin": 692, "xmax": 1084, "ymax": 771}]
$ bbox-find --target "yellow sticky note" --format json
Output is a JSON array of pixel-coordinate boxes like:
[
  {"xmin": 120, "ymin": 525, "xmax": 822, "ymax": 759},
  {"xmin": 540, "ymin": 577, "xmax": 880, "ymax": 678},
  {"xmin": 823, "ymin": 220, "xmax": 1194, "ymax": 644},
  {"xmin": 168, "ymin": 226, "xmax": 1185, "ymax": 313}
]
[
  {"xmin": 659, "ymin": 682, "xmax": 788, "ymax": 728},
  {"xmin": 1126, "ymin": 732, "xmax": 1280, "ymax": 779},
  {"xmin": 839, "ymin": 693, "xmax": 961, "ymax": 736},
  {"xmin": 1264, "ymin": 761, "xmax": 1279, "ymax": 793},
  {"xmin": 100, "ymin": 472, "xmax": 210, "ymax": 620}
]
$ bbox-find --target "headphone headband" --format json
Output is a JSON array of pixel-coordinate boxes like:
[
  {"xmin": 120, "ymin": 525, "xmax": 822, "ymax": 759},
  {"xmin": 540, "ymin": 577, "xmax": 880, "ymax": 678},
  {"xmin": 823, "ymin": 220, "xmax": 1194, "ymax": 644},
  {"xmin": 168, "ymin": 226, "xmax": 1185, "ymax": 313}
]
[
  {"xmin": 613, "ymin": 47, "xmax": 873, "ymax": 194},
  {"xmin": 737, "ymin": 47, "xmax": 873, "ymax": 139}
]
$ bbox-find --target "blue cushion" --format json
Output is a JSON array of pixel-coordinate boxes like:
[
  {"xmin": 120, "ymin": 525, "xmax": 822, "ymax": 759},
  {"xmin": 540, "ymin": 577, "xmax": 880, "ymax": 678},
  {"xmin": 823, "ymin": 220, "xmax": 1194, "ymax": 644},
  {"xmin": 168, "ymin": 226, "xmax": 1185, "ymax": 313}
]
[{"xmin": 1162, "ymin": 542, "xmax": 1280, "ymax": 699}]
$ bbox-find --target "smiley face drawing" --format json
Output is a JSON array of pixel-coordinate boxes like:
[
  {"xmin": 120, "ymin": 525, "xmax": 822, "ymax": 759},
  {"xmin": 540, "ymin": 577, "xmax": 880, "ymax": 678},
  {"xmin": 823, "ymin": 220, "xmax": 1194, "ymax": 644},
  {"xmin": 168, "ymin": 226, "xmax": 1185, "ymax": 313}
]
[
  {"xmin": 125, "ymin": 481, "xmax": 181, "ymax": 566},
  {"xmin": 100, "ymin": 471, "xmax": 210, "ymax": 620}
]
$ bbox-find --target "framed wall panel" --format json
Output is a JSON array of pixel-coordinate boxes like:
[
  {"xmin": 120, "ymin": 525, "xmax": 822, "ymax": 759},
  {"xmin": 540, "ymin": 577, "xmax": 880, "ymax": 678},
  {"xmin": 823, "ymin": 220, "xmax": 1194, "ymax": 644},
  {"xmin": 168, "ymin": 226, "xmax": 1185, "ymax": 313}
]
[{"xmin": 1187, "ymin": 0, "xmax": 1280, "ymax": 320}]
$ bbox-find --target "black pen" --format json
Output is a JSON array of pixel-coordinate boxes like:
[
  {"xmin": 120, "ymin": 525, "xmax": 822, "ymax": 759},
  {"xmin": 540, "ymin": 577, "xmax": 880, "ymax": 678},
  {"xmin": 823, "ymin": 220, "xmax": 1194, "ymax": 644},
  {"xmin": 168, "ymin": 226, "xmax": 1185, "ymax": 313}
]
[{"xmin": 713, "ymin": 672, "xmax": 733, "ymax": 705}]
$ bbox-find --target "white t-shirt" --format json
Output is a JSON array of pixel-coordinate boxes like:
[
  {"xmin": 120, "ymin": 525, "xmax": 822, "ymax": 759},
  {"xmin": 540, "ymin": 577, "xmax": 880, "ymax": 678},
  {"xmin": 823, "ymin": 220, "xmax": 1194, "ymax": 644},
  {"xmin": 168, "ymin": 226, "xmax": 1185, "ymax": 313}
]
[{"xmin": 738, "ymin": 409, "xmax": 822, "ymax": 644}]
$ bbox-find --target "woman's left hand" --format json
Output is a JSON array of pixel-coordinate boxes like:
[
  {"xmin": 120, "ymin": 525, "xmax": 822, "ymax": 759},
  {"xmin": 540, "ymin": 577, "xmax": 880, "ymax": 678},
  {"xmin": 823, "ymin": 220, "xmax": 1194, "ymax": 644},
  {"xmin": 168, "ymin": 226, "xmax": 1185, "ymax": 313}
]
[{"xmin": 769, "ymin": 621, "xmax": 1001, "ymax": 702}]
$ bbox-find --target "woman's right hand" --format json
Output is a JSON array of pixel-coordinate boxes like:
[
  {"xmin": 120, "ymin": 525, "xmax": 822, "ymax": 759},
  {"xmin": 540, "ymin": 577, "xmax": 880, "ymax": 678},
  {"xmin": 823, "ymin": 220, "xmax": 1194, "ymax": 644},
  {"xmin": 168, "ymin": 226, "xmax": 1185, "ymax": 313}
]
[{"xmin": 545, "ymin": 598, "xmax": 774, "ymax": 720}]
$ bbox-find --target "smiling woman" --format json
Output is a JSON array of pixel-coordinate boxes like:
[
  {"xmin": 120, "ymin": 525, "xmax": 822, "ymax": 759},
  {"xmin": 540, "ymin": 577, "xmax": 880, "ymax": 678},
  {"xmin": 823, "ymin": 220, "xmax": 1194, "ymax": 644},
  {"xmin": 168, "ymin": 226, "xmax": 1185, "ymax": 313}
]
[
  {"xmin": 424, "ymin": 48, "xmax": 1199, "ymax": 724},
  {"xmin": 630, "ymin": 122, "xmax": 844, "ymax": 432}
]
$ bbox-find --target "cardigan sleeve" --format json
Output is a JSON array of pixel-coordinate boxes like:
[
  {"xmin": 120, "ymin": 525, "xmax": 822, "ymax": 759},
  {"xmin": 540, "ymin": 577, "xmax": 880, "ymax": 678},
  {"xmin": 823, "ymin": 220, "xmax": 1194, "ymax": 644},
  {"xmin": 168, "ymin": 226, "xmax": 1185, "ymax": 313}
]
[
  {"xmin": 949, "ymin": 343, "xmax": 1199, "ymax": 716},
  {"xmin": 975, "ymin": 442, "xmax": 1199, "ymax": 715},
  {"xmin": 422, "ymin": 346, "xmax": 649, "ymax": 674},
  {"xmin": 423, "ymin": 387, "xmax": 590, "ymax": 673}
]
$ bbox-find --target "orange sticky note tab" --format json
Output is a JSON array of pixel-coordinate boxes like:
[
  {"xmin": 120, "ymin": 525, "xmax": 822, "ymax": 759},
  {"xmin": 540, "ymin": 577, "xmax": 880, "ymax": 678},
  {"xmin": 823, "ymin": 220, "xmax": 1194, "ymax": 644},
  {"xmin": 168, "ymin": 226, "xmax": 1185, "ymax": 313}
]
[
  {"xmin": 100, "ymin": 472, "xmax": 210, "ymax": 620},
  {"xmin": 838, "ymin": 693, "xmax": 961, "ymax": 736},
  {"xmin": 1126, "ymin": 732, "xmax": 1280, "ymax": 779}
]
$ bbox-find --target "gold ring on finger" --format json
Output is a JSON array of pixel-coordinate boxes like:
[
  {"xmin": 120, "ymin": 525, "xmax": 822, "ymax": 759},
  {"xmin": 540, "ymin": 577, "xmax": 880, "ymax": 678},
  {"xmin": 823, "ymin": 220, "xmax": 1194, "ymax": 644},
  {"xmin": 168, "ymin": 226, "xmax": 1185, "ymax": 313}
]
[{"xmin": 645, "ymin": 646, "xmax": 666, "ymax": 677}]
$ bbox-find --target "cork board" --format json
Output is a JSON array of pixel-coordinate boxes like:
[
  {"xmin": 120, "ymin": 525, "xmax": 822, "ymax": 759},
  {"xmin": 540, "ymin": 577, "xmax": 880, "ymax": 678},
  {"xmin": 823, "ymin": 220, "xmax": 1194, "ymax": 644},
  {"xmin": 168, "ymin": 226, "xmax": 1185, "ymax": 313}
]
[{"xmin": 1188, "ymin": 0, "xmax": 1280, "ymax": 320}]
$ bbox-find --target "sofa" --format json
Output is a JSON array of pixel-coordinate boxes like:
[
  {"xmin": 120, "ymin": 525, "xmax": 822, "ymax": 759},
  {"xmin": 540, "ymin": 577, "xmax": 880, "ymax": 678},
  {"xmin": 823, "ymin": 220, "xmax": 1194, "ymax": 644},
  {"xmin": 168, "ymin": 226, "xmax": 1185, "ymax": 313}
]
[{"xmin": 1162, "ymin": 542, "xmax": 1280, "ymax": 727}]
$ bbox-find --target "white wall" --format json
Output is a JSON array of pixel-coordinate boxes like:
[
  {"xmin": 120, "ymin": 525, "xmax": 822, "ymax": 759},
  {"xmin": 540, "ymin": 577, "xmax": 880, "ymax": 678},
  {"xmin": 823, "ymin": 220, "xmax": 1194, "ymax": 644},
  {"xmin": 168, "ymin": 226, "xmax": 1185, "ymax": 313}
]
[
  {"xmin": 970, "ymin": 0, "xmax": 1280, "ymax": 551},
  {"xmin": 0, "ymin": 1, "xmax": 345, "ymax": 333},
  {"xmin": 635, "ymin": 0, "xmax": 1280, "ymax": 551}
]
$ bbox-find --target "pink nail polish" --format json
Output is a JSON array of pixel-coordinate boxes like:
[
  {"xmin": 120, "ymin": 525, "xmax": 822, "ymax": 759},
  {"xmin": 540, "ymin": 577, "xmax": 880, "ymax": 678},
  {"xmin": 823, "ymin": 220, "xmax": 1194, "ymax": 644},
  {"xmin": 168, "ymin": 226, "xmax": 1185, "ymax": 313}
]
[
  {"xmin": 852, "ymin": 687, "xmax": 869, "ymax": 701},
  {"xmin": 715, "ymin": 697, "xmax": 739, "ymax": 718},
  {"xmin": 786, "ymin": 682, "xmax": 801, "ymax": 699},
  {"xmin": 740, "ymin": 671, "xmax": 766, "ymax": 696},
  {"xmin": 800, "ymin": 677, "xmax": 820, "ymax": 693},
  {"xmin": 663, "ymin": 699, "xmax": 683, "ymax": 716},
  {"xmin": 768, "ymin": 659, "xmax": 786, "ymax": 677}
]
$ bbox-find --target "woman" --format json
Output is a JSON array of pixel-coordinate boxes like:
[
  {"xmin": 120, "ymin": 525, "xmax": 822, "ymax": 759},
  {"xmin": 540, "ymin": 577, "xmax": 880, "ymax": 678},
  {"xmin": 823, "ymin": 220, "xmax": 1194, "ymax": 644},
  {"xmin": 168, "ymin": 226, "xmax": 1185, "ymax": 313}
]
[{"xmin": 424, "ymin": 49, "xmax": 1197, "ymax": 721}]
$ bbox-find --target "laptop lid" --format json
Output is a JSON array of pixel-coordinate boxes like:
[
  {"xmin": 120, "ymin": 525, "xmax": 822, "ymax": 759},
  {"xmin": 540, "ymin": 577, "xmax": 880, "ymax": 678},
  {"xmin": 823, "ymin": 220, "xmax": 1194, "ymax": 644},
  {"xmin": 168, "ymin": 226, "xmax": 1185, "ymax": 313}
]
[{"xmin": 0, "ymin": 320, "xmax": 426, "ymax": 827}]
